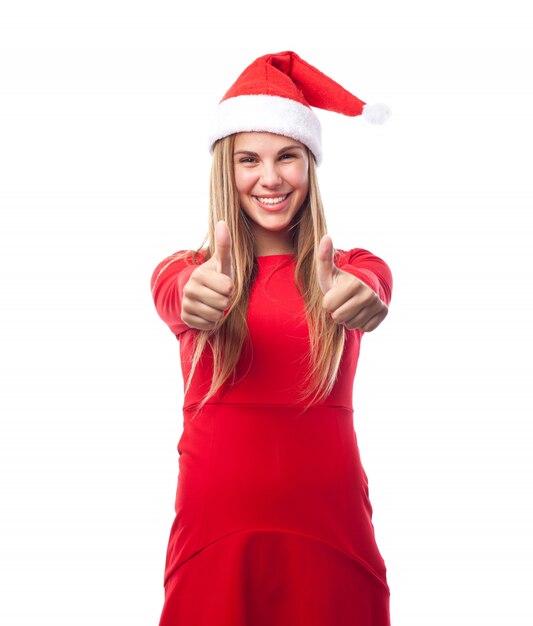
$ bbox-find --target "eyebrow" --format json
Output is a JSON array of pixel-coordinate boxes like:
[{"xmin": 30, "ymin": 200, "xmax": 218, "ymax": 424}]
[{"xmin": 233, "ymin": 145, "xmax": 304, "ymax": 156}]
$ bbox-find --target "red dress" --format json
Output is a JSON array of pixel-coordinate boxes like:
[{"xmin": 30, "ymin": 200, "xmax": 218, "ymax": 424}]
[{"xmin": 150, "ymin": 249, "xmax": 393, "ymax": 626}]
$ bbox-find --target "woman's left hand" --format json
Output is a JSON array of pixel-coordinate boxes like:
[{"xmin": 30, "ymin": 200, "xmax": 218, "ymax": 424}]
[{"xmin": 317, "ymin": 235, "xmax": 389, "ymax": 333}]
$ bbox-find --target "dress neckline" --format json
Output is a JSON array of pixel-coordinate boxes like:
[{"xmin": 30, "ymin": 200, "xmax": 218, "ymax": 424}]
[{"xmin": 256, "ymin": 253, "xmax": 295, "ymax": 259}]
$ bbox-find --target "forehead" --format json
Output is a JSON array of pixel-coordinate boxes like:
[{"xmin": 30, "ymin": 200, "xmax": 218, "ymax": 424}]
[{"xmin": 233, "ymin": 131, "xmax": 305, "ymax": 151}]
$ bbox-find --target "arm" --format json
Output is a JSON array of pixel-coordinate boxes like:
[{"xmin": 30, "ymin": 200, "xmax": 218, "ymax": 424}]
[
  {"xmin": 336, "ymin": 247, "xmax": 393, "ymax": 307},
  {"xmin": 150, "ymin": 251, "xmax": 204, "ymax": 338}
]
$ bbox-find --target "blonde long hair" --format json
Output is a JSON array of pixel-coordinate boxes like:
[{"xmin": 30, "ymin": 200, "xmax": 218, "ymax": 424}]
[{"xmin": 166, "ymin": 133, "xmax": 347, "ymax": 419}]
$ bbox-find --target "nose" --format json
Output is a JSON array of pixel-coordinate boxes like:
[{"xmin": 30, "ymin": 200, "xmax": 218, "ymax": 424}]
[{"xmin": 259, "ymin": 162, "xmax": 282, "ymax": 188}]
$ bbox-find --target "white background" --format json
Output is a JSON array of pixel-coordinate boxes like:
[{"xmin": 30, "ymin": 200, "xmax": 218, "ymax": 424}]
[{"xmin": 1, "ymin": 1, "xmax": 532, "ymax": 624}]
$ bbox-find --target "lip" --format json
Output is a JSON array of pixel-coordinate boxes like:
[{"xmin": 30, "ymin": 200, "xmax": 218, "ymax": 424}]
[{"xmin": 252, "ymin": 192, "xmax": 292, "ymax": 212}]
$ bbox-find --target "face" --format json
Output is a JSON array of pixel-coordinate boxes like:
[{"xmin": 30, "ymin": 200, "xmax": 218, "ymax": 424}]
[{"xmin": 233, "ymin": 132, "xmax": 310, "ymax": 255}]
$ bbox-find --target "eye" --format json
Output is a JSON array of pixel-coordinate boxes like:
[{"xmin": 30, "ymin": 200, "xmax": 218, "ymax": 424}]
[
  {"xmin": 280, "ymin": 153, "xmax": 297, "ymax": 160},
  {"xmin": 239, "ymin": 156, "xmax": 257, "ymax": 164}
]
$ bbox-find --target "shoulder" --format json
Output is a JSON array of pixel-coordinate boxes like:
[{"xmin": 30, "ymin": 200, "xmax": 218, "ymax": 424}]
[
  {"xmin": 334, "ymin": 247, "xmax": 377, "ymax": 265},
  {"xmin": 334, "ymin": 246, "xmax": 390, "ymax": 268},
  {"xmin": 157, "ymin": 247, "xmax": 207, "ymax": 268},
  {"xmin": 333, "ymin": 246, "xmax": 393, "ymax": 305},
  {"xmin": 150, "ymin": 248, "xmax": 207, "ymax": 290},
  {"xmin": 334, "ymin": 246, "xmax": 393, "ymax": 284}
]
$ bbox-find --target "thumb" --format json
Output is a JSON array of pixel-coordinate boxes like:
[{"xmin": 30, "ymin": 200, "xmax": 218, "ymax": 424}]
[
  {"xmin": 213, "ymin": 220, "xmax": 234, "ymax": 281},
  {"xmin": 317, "ymin": 234, "xmax": 337, "ymax": 295}
]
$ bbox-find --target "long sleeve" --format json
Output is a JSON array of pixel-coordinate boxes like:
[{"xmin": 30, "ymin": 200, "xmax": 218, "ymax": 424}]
[
  {"xmin": 337, "ymin": 247, "xmax": 393, "ymax": 307},
  {"xmin": 150, "ymin": 251, "xmax": 203, "ymax": 338}
]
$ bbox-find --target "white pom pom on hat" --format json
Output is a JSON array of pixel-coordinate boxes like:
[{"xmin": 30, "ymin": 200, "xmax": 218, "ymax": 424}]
[
  {"xmin": 207, "ymin": 50, "xmax": 391, "ymax": 166},
  {"xmin": 361, "ymin": 102, "xmax": 392, "ymax": 125}
]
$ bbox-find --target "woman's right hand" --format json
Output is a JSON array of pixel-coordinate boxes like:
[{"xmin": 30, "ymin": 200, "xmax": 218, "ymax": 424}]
[{"xmin": 181, "ymin": 220, "xmax": 235, "ymax": 331}]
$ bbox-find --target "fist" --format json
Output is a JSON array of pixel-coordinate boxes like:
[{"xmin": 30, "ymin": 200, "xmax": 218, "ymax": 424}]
[
  {"xmin": 317, "ymin": 234, "xmax": 388, "ymax": 333},
  {"xmin": 181, "ymin": 220, "xmax": 235, "ymax": 331}
]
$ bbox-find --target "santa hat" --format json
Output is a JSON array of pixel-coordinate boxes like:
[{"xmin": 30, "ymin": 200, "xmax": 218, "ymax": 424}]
[{"xmin": 207, "ymin": 50, "xmax": 391, "ymax": 166}]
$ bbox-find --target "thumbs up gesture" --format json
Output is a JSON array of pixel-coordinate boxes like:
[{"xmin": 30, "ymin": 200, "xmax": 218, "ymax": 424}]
[
  {"xmin": 317, "ymin": 234, "xmax": 389, "ymax": 333},
  {"xmin": 181, "ymin": 220, "xmax": 235, "ymax": 331}
]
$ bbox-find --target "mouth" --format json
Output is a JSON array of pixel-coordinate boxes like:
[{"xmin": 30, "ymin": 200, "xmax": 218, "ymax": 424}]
[{"xmin": 252, "ymin": 192, "xmax": 292, "ymax": 211}]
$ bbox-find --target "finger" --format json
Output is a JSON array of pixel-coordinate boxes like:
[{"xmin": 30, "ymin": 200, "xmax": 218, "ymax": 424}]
[
  {"xmin": 360, "ymin": 308, "xmax": 388, "ymax": 332},
  {"xmin": 190, "ymin": 283, "xmax": 233, "ymax": 314},
  {"xmin": 214, "ymin": 220, "xmax": 233, "ymax": 280},
  {"xmin": 184, "ymin": 300, "xmax": 227, "ymax": 323},
  {"xmin": 346, "ymin": 302, "xmax": 388, "ymax": 331},
  {"xmin": 183, "ymin": 286, "xmax": 232, "ymax": 322},
  {"xmin": 317, "ymin": 234, "xmax": 336, "ymax": 295},
  {"xmin": 182, "ymin": 312, "xmax": 217, "ymax": 331},
  {"xmin": 342, "ymin": 291, "xmax": 379, "ymax": 319}
]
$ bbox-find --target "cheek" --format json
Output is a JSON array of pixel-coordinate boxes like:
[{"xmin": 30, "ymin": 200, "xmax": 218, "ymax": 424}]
[
  {"xmin": 290, "ymin": 164, "xmax": 309, "ymax": 190},
  {"xmin": 295, "ymin": 172, "xmax": 309, "ymax": 193},
  {"xmin": 234, "ymin": 169, "xmax": 255, "ymax": 194}
]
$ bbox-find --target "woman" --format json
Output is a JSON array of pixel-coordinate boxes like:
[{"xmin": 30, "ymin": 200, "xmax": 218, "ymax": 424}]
[{"xmin": 151, "ymin": 51, "xmax": 393, "ymax": 626}]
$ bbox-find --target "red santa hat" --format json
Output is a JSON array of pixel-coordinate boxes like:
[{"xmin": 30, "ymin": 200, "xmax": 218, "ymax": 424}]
[{"xmin": 207, "ymin": 50, "xmax": 391, "ymax": 166}]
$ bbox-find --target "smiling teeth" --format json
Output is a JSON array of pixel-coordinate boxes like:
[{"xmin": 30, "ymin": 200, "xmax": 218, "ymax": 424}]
[{"xmin": 256, "ymin": 194, "xmax": 288, "ymax": 205}]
